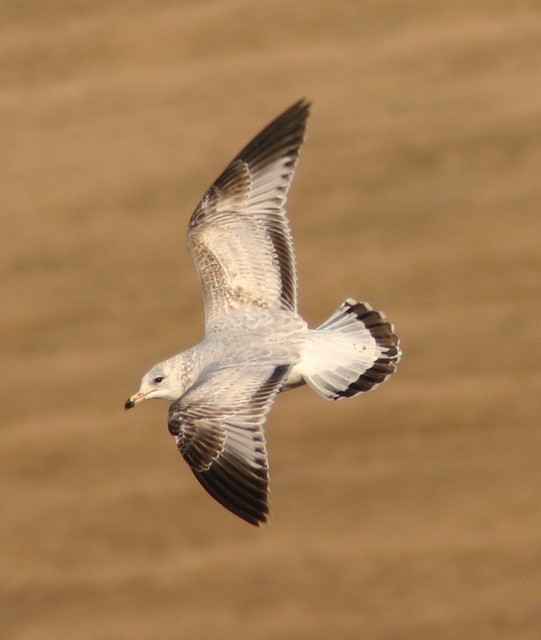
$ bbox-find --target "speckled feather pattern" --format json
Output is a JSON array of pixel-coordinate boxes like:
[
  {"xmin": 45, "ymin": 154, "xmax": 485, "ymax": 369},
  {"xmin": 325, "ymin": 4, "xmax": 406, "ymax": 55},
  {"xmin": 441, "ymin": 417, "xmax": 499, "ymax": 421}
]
[{"xmin": 126, "ymin": 101, "xmax": 401, "ymax": 525}]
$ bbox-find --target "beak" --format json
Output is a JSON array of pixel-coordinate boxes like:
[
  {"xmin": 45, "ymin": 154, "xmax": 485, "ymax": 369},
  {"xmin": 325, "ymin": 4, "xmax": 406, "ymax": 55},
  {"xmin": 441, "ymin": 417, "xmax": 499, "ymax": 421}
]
[{"xmin": 124, "ymin": 391, "xmax": 148, "ymax": 410}]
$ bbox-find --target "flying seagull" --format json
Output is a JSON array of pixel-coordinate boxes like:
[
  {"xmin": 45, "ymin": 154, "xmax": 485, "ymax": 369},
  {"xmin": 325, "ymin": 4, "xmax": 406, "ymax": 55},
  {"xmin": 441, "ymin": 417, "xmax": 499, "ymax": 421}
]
[{"xmin": 125, "ymin": 100, "xmax": 401, "ymax": 525}]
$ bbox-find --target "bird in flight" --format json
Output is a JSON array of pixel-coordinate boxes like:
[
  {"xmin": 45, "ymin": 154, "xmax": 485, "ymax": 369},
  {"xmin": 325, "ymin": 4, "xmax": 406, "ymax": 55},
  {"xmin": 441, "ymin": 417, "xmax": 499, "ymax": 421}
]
[{"xmin": 125, "ymin": 100, "xmax": 401, "ymax": 525}]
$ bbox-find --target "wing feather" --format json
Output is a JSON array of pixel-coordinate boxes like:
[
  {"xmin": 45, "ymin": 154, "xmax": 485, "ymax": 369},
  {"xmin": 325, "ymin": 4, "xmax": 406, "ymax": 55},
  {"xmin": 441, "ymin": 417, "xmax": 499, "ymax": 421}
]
[
  {"xmin": 188, "ymin": 100, "xmax": 310, "ymax": 328},
  {"xmin": 167, "ymin": 364, "xmax": 290, "ymax": 525}
]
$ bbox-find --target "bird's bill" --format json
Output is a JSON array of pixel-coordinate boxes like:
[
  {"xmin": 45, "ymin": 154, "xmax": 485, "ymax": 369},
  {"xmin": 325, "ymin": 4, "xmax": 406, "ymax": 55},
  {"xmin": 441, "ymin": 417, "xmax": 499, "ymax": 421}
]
[{"xmin": 124, "ymin": 391, "xmax": 148, "ymax": 410}]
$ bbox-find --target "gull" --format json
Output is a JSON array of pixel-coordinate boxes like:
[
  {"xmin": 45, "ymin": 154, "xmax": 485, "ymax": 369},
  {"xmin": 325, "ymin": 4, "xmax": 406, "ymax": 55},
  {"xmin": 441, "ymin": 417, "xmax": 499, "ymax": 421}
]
[{"xmin": 125, "ymin": 100, "xmax": 401, "ymax": 525}]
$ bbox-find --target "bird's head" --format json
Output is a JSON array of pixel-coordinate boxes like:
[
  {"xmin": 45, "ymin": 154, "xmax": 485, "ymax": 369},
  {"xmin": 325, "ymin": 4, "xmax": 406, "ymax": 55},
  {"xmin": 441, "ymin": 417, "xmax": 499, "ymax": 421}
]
[{"xmin": 124, "ymin": 357, "xmax": 186, "ymax": 410}]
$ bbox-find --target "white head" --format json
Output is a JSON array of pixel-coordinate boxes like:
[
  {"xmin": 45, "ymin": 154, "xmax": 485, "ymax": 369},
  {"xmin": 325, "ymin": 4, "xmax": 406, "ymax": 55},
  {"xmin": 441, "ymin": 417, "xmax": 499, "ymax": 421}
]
[{"xmin": 125, "ymin": 355, "xmax": 187, "ymax": 410}]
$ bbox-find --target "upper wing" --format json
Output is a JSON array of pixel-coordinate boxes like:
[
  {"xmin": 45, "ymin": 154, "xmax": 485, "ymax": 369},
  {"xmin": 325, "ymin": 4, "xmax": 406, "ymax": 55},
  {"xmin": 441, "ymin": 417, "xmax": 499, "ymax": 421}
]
[
  {"xmin": 187, "ymin": 100, "xmax": 310, "ymax": 329},
  {"xmin": 167, "ymin": 363, "xmax": 290, "ymax": 525}
]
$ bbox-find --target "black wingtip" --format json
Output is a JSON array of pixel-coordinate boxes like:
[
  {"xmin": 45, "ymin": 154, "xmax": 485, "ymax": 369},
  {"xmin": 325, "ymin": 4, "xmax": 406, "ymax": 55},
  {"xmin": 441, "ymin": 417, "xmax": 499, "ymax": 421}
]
[
  {"xmin": 287, "ymin": 97, "xmax": 311, "ymax": 115},
  {"xmin": 232, "ymin": 98, "xmax": 311, "ymax": 168},
  {"xmin": 193, "ymin": 461, "xmax": 270, "ymax": 526}
]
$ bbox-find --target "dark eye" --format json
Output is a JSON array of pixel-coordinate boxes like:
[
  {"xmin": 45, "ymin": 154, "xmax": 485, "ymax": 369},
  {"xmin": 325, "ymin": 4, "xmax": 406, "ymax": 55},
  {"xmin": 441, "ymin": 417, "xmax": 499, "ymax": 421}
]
[{"xmin": 153, "ymin": 376, "xmax": 164, "ymax": 384}]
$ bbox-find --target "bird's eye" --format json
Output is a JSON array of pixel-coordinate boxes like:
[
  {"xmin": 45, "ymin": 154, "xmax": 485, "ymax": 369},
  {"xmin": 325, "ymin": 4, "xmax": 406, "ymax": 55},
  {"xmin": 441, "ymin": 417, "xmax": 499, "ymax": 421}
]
[{"xmin": 153, "ymin": 376, "xmax": 164, "ymax": 384}]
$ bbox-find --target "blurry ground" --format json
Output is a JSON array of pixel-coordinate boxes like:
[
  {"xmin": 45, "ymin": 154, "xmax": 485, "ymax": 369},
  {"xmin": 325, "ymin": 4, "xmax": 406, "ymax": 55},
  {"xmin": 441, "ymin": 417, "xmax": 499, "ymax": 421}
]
[{"xmin": 2, "ymin": 2, "xmax": 541, "ymax": 639}]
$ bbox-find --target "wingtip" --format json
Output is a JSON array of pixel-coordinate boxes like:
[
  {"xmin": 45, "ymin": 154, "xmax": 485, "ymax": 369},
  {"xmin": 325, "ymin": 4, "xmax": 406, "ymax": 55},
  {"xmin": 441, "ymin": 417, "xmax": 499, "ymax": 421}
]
[
  {"xmin": 284, "ymin": 97, "xmax": 311, "ymax": 121},
  {"xmin": 292, "ymin": 97, "xmax": 311, "ymax": 111},
  {"xmin": 245, "ymin": 512, "xmax": 269, "ymax": 527}
]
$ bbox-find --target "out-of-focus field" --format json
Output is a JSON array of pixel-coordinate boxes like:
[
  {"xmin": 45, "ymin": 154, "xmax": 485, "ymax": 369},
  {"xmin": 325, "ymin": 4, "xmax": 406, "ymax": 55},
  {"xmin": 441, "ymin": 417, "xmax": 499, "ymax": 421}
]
[{"xmin": 2, "ymin": 2, "xmax": 541, "ymax": 639}]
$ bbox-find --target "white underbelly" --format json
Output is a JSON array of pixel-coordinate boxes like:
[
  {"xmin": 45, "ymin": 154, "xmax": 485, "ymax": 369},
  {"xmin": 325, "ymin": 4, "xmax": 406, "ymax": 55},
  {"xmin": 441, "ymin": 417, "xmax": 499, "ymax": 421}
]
[{"xmin": 281, "ymin": 364, "xmax": 305, "ymax": 391}]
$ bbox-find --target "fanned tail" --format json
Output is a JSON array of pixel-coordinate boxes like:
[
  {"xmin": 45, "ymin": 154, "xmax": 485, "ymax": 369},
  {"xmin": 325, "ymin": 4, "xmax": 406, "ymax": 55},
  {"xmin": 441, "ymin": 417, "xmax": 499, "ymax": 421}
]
[{"xmin": 302, "ymin": 299, "xmax": 401, "ymax": 400}]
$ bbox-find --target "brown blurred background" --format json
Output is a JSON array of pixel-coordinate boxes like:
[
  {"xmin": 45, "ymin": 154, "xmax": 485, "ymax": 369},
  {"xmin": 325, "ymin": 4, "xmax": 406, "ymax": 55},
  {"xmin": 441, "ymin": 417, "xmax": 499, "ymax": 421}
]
[{"xmin": 2, "ymin": 2, "xmax": 541, "ymax": 639}]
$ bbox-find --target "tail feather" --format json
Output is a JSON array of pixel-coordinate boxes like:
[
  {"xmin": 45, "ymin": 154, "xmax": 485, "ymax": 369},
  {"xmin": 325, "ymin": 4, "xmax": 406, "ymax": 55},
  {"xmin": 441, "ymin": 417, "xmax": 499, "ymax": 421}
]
[{"xmin": 303, "ymin": 298, "xmax": 401, "ymax": 401}]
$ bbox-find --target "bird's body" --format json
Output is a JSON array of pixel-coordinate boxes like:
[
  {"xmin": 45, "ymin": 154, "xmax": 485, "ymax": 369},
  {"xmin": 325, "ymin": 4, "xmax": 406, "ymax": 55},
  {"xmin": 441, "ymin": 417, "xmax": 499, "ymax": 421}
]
[{"xmin": 126, "ymin": 100, "xmax": 401, "ymax": 525}]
